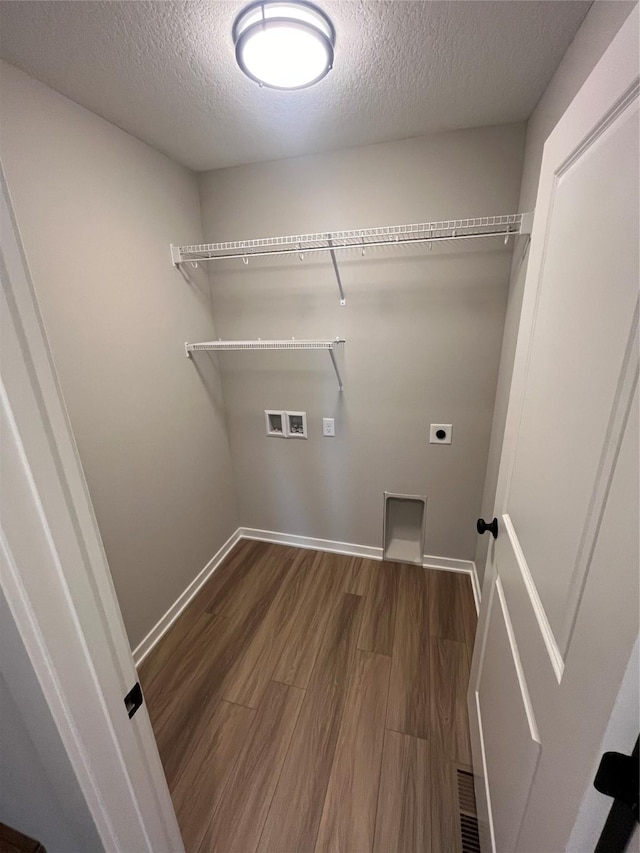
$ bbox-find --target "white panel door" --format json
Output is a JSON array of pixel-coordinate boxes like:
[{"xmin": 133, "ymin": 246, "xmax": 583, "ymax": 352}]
[{"xmin": 468, "ymin": 9, "xmax": 639, "ymax": 852}]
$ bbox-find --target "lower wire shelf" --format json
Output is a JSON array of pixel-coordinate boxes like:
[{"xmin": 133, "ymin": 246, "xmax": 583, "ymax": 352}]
[{"xmin": 184, "ymin": 337, "xmax": 346, "ymax": 390}]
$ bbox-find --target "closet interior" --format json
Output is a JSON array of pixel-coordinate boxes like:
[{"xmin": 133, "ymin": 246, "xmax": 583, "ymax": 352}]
[{"xmin": 1, "ymin": 2, "xmax": 636, "ymax": 852}]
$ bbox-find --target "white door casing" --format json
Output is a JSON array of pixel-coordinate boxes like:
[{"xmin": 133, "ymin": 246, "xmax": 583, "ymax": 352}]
[
  {"xmin": 468, "ymin": 9, "xmax": 639, "ymax": 853},
  {"xmin": 1, "ymin": 169, "xmax": 185, "ymax": 851}
]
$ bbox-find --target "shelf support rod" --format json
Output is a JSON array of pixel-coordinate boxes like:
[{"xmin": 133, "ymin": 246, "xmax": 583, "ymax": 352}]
[
  {"xmin": 329, "ymin": 344, "xmax": 344, "ymax": 391},
  {"xmin": 327, "ymin": 236, "xmax": 346, "ymax": 306}
]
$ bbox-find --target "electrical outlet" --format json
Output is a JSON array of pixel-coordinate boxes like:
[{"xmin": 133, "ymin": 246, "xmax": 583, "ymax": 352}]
[
  {"xmin": 430, "ymin": 424, "xmax": 452, "ymax": 444},
  {"xmin": 323, "ymin": 417, "xmax": 335, "ymax": 437}
]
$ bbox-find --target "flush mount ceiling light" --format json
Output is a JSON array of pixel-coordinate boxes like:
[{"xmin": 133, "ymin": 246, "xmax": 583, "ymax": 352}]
[{"xmin": 233, "ymin": 1, "xmax": 335, "ymax": 90}]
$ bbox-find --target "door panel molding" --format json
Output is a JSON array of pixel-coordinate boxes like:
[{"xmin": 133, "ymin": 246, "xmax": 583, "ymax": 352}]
[
  {"xmin": 494, "ymin": 576, "xmax": 540, "ymax": 744},
  {"xmin": 564, "ymin": 303, "xmax": 639, "ymax": 658},
  {"xmin": 501, "ymin": 514, "xmax": 564, "ymax": 682},
  {"xmin": 556, "ymin": 78, "xmax": 639, "ymax": 179},
  {"xmin": 505, "ymin": 91, "xmax": 638, "ymax": 653},
  {"xmin": 476, "ymin": 574, "xmax": 541, "ymax": 853}
]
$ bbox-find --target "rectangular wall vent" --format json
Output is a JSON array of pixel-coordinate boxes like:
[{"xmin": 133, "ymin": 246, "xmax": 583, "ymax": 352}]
[{"xmin": 382, "ymin": 493, "xmax": 426, "ymax": 564}]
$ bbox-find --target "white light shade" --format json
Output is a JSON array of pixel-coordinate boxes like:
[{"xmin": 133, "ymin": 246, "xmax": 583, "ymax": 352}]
[{"xmin": 233, "ymin": 1, "xmax": 335, "ymax": 90}]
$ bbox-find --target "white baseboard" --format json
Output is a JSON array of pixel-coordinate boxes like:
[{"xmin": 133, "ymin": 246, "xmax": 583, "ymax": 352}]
[
  {"xmin": 238, "ymin": 527, "xmax": 383, "ymax": 561},
  {"xmin": 132, "ymin": 527, "xmax": 242, "ymax": 667},
  {"xmin": 423, "ymin": 554, "xmax": 481, "ymax": 612},
  {"xmin": 241, "ymin": 527, "xmax": 481, "ymax": 611},
  {"xmin": 133, "ymin": 526, "xmax": 481, "ymax": 665}
]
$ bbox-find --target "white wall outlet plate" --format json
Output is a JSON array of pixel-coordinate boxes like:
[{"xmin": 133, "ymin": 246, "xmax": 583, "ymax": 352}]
[
  {"xmin": 322, "ymin": 417, "xmax": 335, "ymax": 437},
  {"xmin": 430, "ymin": 423, "xmax": 452, "ymax": 444},
  {"xmin": 265, "ymin": 410, "xmax": 286, "ymax": 437},
  {"xmin": 286, "ymin": 411, "xmax": 307, "ymax": 439}
]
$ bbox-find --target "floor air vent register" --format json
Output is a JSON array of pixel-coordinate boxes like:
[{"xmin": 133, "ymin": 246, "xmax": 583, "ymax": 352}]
[{"xmin": 457, "ymin": 768, "xmax": 481, "ymax": 853}]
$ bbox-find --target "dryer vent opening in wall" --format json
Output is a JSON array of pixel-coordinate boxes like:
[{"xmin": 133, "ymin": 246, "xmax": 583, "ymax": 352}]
[{"xmin": 383, "ymin": 493, "xmax": 427, "ymax": 565}]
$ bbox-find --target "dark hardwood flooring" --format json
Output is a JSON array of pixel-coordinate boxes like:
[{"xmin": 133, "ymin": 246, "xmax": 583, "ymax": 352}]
[{"xmin": 139, "ymin": 540, "xmax": 477, "ymax": 853}]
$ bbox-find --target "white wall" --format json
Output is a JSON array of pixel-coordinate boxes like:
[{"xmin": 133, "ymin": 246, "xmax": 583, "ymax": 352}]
[
  {"xmin": 0, "ymin": 62, "xmax": 238, "ymax": 648},
  {"xmin": 475, "ymin": 0, "xmax": 637, "ymax": 580},
  {"xmin": 0, "ymin": 591, "xmax": 102, "ymax": 852},
  {"xmin": 198, "ymin": 124, "xmax": 525, "ymax": 560}
]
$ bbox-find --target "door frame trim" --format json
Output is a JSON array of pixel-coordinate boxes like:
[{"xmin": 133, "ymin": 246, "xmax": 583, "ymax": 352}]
[{"xmin": 1, "ymin": 168, "xmax": 184, "ymax": 851}]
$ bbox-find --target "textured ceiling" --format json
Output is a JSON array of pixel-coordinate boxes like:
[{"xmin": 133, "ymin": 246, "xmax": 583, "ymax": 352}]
[{"xmin": 0, "ymin": 0, "xmax": 591, "ymax": 171}]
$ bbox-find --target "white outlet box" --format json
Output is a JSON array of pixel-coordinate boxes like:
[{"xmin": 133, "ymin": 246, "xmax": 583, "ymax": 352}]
[
  {"xmin": 265, "ymin": 410, "xmax": 286, "ymax": 437},
  {"xmin": 430, "ymin": 423, "xmax": 452, "ymax": 444},
  {"xmin": 323, "ymin": 417, "xmax": 335, "ymax": 437}
]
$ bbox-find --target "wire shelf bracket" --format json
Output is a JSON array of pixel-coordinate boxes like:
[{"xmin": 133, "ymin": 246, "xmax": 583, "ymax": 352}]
[
  {"xmin": 170, "ymin": 212, "xmax": 534, "ymax": 305},
  {"xmin": 184, "ymin": 337, "xmax": 346, "ymax": 390},
  {"xmin": 327, "ymin": 235, "xmax": 346, "ymax": 306}
]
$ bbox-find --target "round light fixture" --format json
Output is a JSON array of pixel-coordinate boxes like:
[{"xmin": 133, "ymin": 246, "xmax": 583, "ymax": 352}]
[{"xmin": 233, "ymin": 1, "xmax": 335, "ymax": 90}]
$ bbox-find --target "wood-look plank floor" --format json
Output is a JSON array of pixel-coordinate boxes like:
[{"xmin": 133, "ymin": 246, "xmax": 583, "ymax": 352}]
[{"xmin": 138, "ymin": 541, "xmax": 477, "ymax": 853}]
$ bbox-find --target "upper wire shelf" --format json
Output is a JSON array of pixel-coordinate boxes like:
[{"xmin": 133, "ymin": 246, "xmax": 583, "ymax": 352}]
[{"xmin": 171, "ymin": 213, "xmax": 532, "ymax": 265}]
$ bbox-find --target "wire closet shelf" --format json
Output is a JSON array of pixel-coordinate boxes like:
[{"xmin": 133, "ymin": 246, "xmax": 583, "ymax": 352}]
[
  {"xmin": 178, "ymin": 212, "xmax": 532, "ymax": 389},
  {"xmin": 171, "ymin": 213, "xmax": 532, "ymax": 265},
  {"xmin": 184, "ymin": 338, "xmax": 346, "ymax": 390},
  {"xmin": 185, "ymin": 338, "xmax": 344, "ymax": 352}
]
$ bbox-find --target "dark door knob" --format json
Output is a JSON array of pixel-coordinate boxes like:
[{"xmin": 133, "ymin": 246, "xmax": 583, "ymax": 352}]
[{"xmin": 477, "ymin": 517, "xmax": 498, "ymax": 539}]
